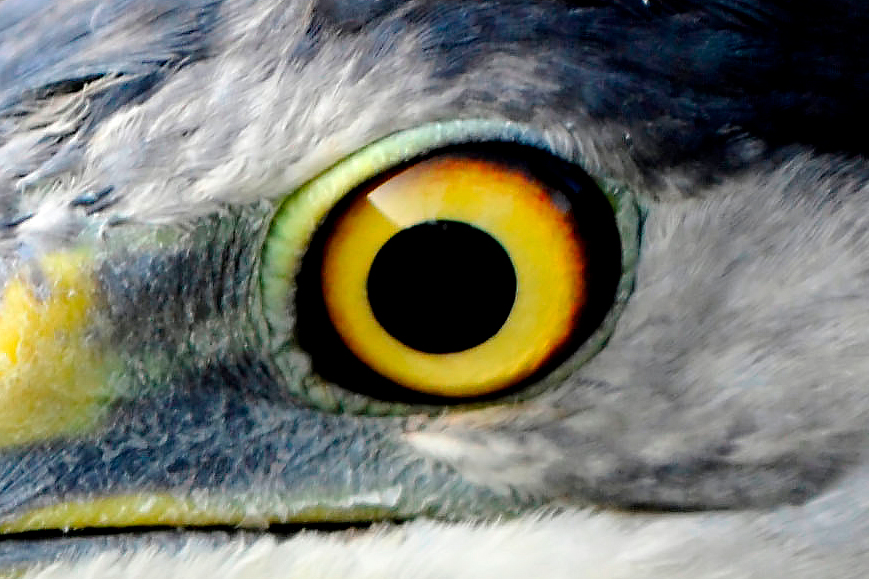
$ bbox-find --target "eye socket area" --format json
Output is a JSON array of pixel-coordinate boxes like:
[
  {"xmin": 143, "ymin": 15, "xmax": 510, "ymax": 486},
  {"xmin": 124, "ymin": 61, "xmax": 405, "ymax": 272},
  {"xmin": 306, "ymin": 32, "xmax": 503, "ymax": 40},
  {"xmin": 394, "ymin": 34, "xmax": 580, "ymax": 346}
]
[{"xmin": 294, "ymin": 143, "xmax": 623, "ymax": 403}]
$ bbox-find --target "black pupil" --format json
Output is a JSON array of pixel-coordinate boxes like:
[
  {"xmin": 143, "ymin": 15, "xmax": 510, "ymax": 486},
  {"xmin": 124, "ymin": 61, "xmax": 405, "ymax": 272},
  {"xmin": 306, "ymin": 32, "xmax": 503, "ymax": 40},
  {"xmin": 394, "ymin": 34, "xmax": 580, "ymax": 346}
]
[{"xmin": 367, "ymin": 219, "xmax": 517, "ymax": 354}]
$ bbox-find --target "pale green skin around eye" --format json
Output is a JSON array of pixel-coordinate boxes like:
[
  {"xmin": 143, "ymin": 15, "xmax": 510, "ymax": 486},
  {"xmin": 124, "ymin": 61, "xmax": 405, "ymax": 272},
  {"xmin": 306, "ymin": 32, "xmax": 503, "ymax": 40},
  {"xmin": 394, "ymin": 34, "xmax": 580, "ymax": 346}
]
[
  {"xmin": 263, "ymin": 120, "xmax": 643, "ymax": 414},
  {"xmin": 0, "ymin": 121, "xmax": 640, "ymax": 568}
]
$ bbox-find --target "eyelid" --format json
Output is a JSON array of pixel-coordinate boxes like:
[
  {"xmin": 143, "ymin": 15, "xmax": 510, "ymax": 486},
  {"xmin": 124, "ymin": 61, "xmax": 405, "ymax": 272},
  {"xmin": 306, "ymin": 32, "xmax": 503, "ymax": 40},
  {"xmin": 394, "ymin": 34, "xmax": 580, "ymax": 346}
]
[
  {"xmin": 262, "ymin": 120, "xmax": 563, "ymax": 337},
  {"xmin": 260, "ymin": 120, "xmax": 642, "ymax": 415}
]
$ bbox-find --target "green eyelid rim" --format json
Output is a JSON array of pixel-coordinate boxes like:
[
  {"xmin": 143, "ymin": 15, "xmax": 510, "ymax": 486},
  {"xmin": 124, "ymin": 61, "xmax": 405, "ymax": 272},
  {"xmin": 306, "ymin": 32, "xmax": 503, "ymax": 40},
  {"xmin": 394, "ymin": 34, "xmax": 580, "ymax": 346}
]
[
  {"xmin": 260, "ymin": 119, "xmax": 642, "ymax": 414},
  {"xmin": 262, "ymin": 120, "xmax": 552, "ymax": 337}
]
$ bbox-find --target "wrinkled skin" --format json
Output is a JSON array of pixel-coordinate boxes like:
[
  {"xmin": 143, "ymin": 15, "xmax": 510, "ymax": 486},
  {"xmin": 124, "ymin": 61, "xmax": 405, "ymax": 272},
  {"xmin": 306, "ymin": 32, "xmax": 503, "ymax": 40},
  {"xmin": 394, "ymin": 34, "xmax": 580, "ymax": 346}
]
[{"xmin": 0, "ymin": 1, "xmax": 868, "ymax": 577}]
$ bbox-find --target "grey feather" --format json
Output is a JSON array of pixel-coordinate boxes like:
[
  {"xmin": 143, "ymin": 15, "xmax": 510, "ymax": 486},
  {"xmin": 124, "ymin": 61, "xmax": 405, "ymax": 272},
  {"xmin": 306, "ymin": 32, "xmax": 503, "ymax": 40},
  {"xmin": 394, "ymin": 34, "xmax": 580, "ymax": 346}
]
[{"xmin": 1, "ymin": 0, "xmax": 868, "ymax": 577}]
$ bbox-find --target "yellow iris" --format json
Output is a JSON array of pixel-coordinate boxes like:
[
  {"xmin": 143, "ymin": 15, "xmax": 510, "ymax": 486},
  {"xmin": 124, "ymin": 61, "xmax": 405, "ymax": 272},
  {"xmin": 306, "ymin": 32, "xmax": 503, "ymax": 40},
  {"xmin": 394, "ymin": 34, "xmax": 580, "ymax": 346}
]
[{"xmin": 320, "ymin": 156, "xmax": 586, "ymax": 397}]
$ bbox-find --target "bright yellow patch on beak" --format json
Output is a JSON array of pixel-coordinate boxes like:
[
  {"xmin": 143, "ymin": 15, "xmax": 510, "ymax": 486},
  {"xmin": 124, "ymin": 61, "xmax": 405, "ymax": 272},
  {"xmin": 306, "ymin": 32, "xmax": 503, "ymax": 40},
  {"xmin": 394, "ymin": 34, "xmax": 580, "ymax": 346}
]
[
  {"xmin": 0, "ymin": 250, "xmax": 116, "ymax": 447},
  {"xmin": 0, "ymin": 493, "xmax": 399, "ymax": 532}
]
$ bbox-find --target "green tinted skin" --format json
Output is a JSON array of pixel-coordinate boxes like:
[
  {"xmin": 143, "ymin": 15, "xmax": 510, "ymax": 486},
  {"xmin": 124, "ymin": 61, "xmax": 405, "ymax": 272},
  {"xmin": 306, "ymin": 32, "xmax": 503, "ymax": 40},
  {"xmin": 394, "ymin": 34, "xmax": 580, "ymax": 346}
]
[
  {"xmin": 0, "ymin": 202, "xmax": 524, "ymax": 538},
  {"xmin": 0, "ymin": 123, "xmax": 640, "ymax": 567},
  {"xmin": 264, "ymin": 121, "xmax": 642, "ymax": 414}
]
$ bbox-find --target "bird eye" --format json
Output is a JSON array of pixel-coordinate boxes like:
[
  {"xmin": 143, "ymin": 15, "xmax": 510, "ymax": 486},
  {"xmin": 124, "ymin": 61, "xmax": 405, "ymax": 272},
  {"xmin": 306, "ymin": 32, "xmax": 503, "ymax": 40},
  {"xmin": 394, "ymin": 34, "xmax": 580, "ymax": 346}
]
[{"xmin": 261, "ymin": 121, "xmax": 640, "ymax": 412}]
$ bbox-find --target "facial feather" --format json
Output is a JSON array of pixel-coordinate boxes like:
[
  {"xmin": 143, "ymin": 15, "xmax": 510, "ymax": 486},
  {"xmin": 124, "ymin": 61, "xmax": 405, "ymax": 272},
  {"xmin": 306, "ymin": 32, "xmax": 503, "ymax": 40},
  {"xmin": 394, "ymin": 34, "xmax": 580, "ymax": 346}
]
[{"xmin": 0, "ymin": 0, "xmax": 867, "ymax": 577}]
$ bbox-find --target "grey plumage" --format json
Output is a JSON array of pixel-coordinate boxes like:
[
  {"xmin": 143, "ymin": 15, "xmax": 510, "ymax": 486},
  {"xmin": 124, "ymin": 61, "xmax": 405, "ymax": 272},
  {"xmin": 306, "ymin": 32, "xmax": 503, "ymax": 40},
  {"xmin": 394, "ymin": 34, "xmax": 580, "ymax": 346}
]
[{"xmin": 1, "ymin": 0, "xmax": 868, "ymax": 576}]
